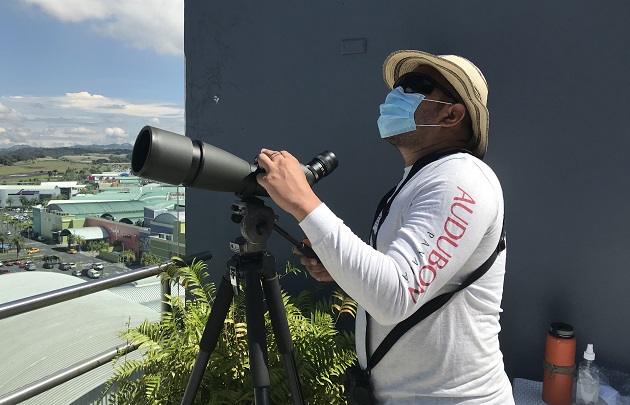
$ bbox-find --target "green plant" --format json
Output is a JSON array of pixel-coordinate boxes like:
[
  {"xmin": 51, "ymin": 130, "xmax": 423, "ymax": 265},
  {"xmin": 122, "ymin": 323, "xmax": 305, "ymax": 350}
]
[
  {"xmin": 141, "ymin": 252, "xmax": 162, "ymax": 266},
  {"xmin": 119, "ymin": 249, "xmax": 137, "ymax": 263},
  {"xmin": 103, "ymin": 258, "xmax": 356, "ymax": 404},
  {"xmin": 87, "ymin": 240, "xmax": 111, "ymax": 257}
]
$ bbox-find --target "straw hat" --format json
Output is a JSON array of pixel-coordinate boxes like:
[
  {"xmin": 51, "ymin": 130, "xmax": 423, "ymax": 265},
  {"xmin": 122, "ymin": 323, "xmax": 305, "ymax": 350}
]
[{"xmin": 382, "ymin": 50, "xmax": 489, "ymax": 159}]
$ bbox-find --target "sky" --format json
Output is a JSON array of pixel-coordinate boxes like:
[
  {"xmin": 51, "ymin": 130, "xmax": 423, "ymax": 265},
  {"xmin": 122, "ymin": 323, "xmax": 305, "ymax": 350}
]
[{"xmin": 0, "ymin": 0, "xmax": 185, "ymax": 149}]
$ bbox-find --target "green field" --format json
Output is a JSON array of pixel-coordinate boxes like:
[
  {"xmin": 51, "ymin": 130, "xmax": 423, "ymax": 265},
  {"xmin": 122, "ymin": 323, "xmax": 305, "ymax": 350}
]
[{"xmin": 0, "ymin": 155, "xmax": 130, "ymax": 185}]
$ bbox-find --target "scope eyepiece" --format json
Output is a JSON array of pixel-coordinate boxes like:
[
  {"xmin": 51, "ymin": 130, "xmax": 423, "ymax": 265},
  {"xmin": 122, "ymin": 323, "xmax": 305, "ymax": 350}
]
[{"xmin": 305, "ymin": 151, "xmax": 338, "ymax": 182}]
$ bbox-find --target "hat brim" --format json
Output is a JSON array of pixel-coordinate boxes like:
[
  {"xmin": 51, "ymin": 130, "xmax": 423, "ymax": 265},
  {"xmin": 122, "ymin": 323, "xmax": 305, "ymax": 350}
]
[{"xmin": 382, "ymin": 50, "xmax": 489, "ymax": 159}]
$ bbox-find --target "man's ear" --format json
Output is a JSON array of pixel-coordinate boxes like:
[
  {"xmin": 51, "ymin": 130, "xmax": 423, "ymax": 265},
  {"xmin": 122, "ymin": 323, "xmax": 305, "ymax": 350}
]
[{"xmin": 441, "ymin": 103, "xmax": 467, "ymax": 128}]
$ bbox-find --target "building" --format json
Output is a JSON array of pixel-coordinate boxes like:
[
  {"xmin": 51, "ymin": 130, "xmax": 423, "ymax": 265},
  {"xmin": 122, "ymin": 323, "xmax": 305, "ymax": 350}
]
[
  {"xmin": 145, "ymin": 210, "xmax": 186, "ymax": 261},
  {"xmin": 31, "ymin": 182, "xmax": 186, "ymax": 262},
  {"xmin": 0, "ymin": 181, "xmax": 85, "ymax": 208}
]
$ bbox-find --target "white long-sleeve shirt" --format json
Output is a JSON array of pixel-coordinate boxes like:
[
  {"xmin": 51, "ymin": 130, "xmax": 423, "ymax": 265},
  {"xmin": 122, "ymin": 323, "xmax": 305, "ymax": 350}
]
[{"xmin": 299, "ymin": 152, "xmax": 514, "ymax": 404}]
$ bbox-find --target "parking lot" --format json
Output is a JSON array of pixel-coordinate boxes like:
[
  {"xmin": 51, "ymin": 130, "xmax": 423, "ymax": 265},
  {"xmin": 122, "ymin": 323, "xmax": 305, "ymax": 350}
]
[{"xmin": 0, "ymin": 239, "xmax": 134, "ymax": 280}]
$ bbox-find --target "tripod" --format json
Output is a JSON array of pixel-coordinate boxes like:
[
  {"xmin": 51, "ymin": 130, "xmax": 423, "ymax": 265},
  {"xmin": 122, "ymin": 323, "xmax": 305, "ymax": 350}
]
[{"xmin": 181, "ymin": 197, "xmax": 306, "ymax": 405}]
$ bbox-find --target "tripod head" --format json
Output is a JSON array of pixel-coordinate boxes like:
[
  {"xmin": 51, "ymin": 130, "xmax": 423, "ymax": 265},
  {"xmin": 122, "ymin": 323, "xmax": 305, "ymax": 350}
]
[
  {"xmin": 227, "ymin": 196, "xmax": 319, "ymax": 295},
  {"xmin": 229, "ymin": 197, "xmax": 276, "ymax": 255},
  {"xmin": 229, "ymin": 196, "xmax": 319, "ymax": 260}
]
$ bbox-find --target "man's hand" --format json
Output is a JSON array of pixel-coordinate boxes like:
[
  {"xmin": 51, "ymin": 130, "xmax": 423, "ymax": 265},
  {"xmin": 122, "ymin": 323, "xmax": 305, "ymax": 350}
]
[
  {"xmin": 293, "ymin": 241, "xmax": 334, "ymax": 283},
  {"xmin": 300, "ymin": 256, "xmax": 335, "ymax": 282},
  {"xmin": 256, "ymin": 148, "xmax": 322, "ymax": 222}
]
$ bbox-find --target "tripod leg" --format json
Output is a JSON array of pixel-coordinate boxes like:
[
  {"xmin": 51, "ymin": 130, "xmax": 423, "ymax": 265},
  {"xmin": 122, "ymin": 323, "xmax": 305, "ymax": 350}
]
[
  {"xmin": 181, "ymin": 274, "xmax": 234, "ymax": 405},
  {"xmin": 262, "ymin": 273, "xmax": 305, "ymax": 405},
  {"xmin": 244, "ymin": 262, "xmax": 272, "ymax": 405}
]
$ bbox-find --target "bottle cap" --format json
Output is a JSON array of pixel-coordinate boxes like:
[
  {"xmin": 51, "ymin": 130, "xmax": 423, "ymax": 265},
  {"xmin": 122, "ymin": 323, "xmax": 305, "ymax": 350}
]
[
  {"xmin": 583, "ymin": 344, "xmax": 595, "ymax": 361},
  {"xmin": 549, "ymin": 322, "xmax": 574, "ymax": 338}
]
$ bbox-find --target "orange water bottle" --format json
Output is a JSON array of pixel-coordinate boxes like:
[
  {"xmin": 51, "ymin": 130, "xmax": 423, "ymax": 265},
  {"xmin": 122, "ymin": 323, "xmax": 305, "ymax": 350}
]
[{"xmin": 542, "ymin": 322, "xmax": 576, "ymax": 405}]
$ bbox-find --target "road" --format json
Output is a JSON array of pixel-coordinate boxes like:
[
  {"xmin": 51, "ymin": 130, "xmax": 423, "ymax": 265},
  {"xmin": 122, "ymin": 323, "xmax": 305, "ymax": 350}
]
[{"xmin": 0, "ymin": 171, "xmax": 45, "ymax": 181}]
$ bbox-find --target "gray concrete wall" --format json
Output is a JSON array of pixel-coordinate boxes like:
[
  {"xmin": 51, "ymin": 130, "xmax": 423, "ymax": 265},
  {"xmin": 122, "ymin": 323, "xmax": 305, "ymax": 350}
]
[{"xmin": 184, "ymin": 0, "xmax": 630, "ymax": 381}]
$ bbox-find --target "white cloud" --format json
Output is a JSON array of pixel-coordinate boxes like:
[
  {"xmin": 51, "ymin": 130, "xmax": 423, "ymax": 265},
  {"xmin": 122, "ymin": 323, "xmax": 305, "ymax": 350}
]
[
  {"xmin": 0, "ymin": 93, "xmax": 184, "ymax": 148},
  {"xmin": 60, "ymin": 92, "xmax": 182, "ymax": 117},
  {"xmin": 105, "ymin": 127, "xmax": 127, "ymax": 139},
  {"xmin": 67, "ymin": 127, "xmax": 97, "ymax": 135},
  {"xmin": 20, "ymin": 0, "xmax": 183, "ymax": 55},
  {"xmin": 0, "ymin": 102, "xmax": 26, "ymax": 121}
]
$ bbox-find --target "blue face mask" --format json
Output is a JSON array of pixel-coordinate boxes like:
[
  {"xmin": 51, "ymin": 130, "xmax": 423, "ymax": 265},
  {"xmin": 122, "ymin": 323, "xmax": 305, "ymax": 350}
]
[{"xmin": 377, "ymin": 87, "xmax": 451, "ymax": 138}]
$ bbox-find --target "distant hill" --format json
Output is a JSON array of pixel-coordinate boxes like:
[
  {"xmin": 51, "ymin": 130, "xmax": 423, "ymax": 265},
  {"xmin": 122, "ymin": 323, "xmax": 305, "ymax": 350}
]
[
  {"xmin": 0, "ymin": 144, "xmax": 133, "ymax": 166},
  {"xmin": 71, "ymin": 143, "xmax": 134, "ymax": 151},
  {"xmin": 1, "ymin": 144, "xmax": 33, "ymax": 152},
  {"xmin": 0, "ymin": 143, "xmax": 133, "ymax": 154}
]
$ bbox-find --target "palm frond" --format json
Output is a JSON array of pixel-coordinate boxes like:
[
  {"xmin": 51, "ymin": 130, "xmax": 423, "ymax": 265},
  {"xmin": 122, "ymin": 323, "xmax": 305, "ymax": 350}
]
[{"xmin": 104, "ymin": 261, "xmax": 357, "ymax": 404}]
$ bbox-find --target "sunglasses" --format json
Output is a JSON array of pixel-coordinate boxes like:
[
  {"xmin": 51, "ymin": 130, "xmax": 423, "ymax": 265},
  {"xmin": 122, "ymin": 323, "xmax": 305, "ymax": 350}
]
[{"xmin": 393, "ymin": 72, "xmax": 459, "ymax": 103}]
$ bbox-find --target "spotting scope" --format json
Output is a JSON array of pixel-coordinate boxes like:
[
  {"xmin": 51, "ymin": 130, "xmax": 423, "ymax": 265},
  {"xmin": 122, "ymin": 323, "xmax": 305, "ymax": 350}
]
[{"xmin": 131, "ymin": 126, "xmax": 338, "ymax": 197}]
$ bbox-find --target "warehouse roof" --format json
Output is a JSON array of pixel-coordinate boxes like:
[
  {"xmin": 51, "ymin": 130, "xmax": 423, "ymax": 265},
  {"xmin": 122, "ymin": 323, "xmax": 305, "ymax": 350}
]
[
  {"xmin": 0, "ymin": 272, "xmax": 161, "ymax": 404},
  {"xmin": 47, "ymin": 200, "xmax": 146, "ymax": 215}
]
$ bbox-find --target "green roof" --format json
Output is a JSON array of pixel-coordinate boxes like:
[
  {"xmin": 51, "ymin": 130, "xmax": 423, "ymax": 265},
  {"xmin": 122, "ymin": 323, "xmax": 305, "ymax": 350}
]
[
  {"xmin": 48, "ymin": 200, "xmax": 147, "ymax": 215},
  {"xmin": 0, "ymin": 272, "xmax": 160, "ymax": 404}
]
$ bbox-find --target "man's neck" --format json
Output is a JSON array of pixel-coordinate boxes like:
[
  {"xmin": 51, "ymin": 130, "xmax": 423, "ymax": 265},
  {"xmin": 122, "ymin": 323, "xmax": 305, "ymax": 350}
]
[{"xmin": 398, "ymin": 142, "xmax": 467, "ymax": 166}]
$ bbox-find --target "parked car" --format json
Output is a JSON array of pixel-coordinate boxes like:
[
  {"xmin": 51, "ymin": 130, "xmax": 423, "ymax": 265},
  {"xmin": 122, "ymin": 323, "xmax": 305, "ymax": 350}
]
[
  {"xmin": 27, "ymin": 248, "xmax": 40, "ymax": 254},
  {"xmin": 59, "ymin": 263, "xmax": 71, "ymax": 271},
  {"xmin": 92, "ymin": 262, "xmax": 104, "ymax": 270},
  {"xmin": 43, "ymin": 262, "xmax": 55, "ymax": 269},
  {"xmin": 5, "ymin": 261, "xmax": 14, "ymax": 266},
  {"xmin": 0, "ymin": 269, "xmax": 9, "ymax": 275},
  {"xmin": 18, "ymin": 261, "xmax": 27, "ymax": 268},
  {"xmin": 6, "ymin": 231, "xmax": 11, "ymax": 236},
  {"xmin": 87, "ymin": 268, "xmax": 102, "ymax": 279},
  {"xmin": 0, "ymin": 261, "xmax": 3, "ymax": 267},
  {"xmin": 68, "ymin": 248, "xmax": 78, "ymax": 254},
  {"xmin": 26, "ymin": 263, "xmax": 36, "ymax": 271},
  {"xmin": 71, "ymin": 269, "xmax": 83, "ymax": 277}
]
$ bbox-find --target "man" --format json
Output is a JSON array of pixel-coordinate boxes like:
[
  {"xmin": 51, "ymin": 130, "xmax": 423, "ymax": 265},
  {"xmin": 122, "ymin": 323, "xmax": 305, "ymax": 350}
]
[{"xmin": 256, "ymin": 50, "xmax": 514, "ymax": 404}]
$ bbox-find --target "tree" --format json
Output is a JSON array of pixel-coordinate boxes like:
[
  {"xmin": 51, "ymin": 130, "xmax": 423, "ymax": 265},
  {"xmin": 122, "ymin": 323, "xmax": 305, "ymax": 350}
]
[
  {"xmin": 83, "ymin": 183, "xmax": 99, "ymax": 193},
  {"xmin": 14, "ymin": 220, "xmax": 33, "ymax": 239},
  {"xmin": 103, "ymin": 259, "xmax": 357, "ymax": 404},
  {"xmin": 119, "ymin": 249, "xmax": 136, "ymax": 264},
  {"xmin": 75, "ymin": 235, "xmax": 86, "ymax": 251},
  {"xmin": 1, "ymin": 213, "xmax": 9, "ymax": 234},
  {"xmin": 62, "ymin": 167, "xmax": 76, "ymax": 181},
  {"xmin": 0, "ymin": 234, "xmax": 6, "ymax": 253},
  {"xmin": 88, "ymin": 240, "xmax": 110, "ymax": 257},
  {"xmin": 11, "ymin": 234, "xmax": 26, "ymax": 258},
  {"xmin": 141, "ymin": 252, "xmax": 162, "ymax": 266},
  {"xmin": 6, "ymin": 197, "xmax": 14, "ymax": 209},
  {"xmin": 67, "ymin": 232, "xmax": 77, "ymax": 249}
]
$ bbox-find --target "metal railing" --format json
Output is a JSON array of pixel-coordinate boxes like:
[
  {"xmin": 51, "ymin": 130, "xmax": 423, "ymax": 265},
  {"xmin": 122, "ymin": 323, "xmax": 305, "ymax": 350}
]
[
  {"xmin": 0, "ymin": 343, "xmax": 138, "ymax": 405},
  {"xmin": 0, "ymin": 251, "xmax": 212, "ymax": 405}
]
